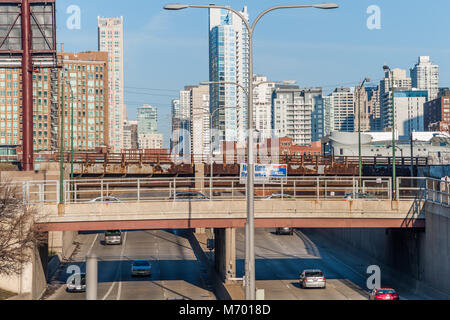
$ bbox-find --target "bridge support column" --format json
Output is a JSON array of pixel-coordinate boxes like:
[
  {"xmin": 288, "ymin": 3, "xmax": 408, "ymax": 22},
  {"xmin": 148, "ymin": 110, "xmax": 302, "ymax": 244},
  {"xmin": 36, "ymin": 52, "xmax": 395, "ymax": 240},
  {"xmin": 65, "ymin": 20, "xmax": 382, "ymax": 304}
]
[{"xmin": 214, "ymin": 228, "xmax": 236, "ymax": 283}]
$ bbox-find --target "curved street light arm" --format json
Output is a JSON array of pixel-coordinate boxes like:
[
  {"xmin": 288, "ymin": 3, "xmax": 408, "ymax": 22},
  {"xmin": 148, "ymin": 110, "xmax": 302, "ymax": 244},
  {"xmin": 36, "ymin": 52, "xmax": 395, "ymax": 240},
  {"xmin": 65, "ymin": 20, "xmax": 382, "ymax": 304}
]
[{"xmin": 187, "ymin": 4, "xmax": 252, "ymax": 33}]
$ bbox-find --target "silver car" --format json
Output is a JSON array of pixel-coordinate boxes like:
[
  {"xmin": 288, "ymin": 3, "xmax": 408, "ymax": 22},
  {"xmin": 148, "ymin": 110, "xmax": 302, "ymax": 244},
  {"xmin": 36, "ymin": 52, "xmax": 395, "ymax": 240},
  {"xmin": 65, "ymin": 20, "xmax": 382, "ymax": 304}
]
[
  {"xmin": 104, "ymin": 230, "xmax": 122, "ymax": 245},
  {"xmin": 300, "ymin": 270, "xmax": 326, "ymax": 289}
]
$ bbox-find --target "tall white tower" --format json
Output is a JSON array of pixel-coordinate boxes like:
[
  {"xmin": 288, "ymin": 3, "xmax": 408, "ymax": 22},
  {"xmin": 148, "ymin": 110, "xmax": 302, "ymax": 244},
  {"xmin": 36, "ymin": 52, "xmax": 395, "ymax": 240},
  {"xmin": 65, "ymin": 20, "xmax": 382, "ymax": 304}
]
[
  {"xmin": 98, "ymin": 17, "xmax": 124, "ymax": 152},
  {"xmin": 411, "ymin": 56, "xmax": 439, "ymax": 101},
  {"xmin": 209, "ymin": 6, "xmax": 249, "ymax": 148}
]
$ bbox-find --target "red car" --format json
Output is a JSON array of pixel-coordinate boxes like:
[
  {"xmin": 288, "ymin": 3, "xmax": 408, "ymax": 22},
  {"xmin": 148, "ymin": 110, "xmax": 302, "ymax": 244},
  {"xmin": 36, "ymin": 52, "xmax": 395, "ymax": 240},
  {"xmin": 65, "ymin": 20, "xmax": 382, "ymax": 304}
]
[{"xmin": 369, "ymin": 288, "xmax": 399, "ymax": 300}]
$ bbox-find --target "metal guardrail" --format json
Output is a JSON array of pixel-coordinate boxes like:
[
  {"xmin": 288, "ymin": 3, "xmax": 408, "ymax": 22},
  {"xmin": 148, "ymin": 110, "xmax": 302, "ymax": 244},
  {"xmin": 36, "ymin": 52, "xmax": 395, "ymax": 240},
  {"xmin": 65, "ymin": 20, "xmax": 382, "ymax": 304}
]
[
  {"xmin": 9, "ymin": 152, "xmax": 428, "ymax": 167},
  {"xmin": 423, "ymin": 177, "xmax": 450, "ymax": 207},
  {"xmin": 7, "ymin": 176, "xmax": 435, "ymax": 205},
  {"xmin": 7, "ymin": 180, "xmax": 59, "ymax": 204}
]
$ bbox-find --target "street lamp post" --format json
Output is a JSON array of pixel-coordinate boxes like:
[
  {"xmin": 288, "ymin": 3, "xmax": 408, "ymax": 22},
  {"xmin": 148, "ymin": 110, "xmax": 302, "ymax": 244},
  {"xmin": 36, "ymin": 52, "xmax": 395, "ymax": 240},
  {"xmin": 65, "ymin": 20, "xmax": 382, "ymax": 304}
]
[
  {"xmin": 59, "ymin": 65, "xmax": 75, "ymax": 203},
  {"xmin": 165, "ymin": 2, "xmax": 339, "ymax": 300},
  {"xmin": 410, "ymin": 131, "xmax": 415, "ymax": 178},
  {"xmin": 357, "ymin": 77, "xmax": 370, "ymax": 191},
  {"xmin": 59, "ymin": 71, "xmax": 65, "ymax": 204},
  {"xmin": 384, "ymin": 65, "xmax": 396, "ymax": 200},
  {"xmin": 68, "ymin": 81, "xmax": 75, "ymax": 187}
]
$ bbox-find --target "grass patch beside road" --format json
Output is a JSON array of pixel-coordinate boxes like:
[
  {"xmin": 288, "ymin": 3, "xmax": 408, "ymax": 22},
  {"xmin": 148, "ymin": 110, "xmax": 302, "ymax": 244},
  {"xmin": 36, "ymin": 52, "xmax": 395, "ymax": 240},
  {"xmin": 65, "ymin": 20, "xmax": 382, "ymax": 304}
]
[{"xmin": 0, "ymin": 289, "xmax": 15, "ymax": 300}]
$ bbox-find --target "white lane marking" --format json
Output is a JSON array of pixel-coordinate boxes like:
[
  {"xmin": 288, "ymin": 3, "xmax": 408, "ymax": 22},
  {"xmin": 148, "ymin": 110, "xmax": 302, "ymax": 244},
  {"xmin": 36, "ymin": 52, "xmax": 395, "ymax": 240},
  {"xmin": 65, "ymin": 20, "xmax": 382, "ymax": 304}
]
[
  {"xmin": 101, "ymin": 232, "xmax": 128, "ymax": 300},
  {"xmin": 86, "ymin": 234, "xmax": 98, "ymax": 257},
  {"xmin": 116, "ymin": 232, "xmax": 128, "ymax": 300}
]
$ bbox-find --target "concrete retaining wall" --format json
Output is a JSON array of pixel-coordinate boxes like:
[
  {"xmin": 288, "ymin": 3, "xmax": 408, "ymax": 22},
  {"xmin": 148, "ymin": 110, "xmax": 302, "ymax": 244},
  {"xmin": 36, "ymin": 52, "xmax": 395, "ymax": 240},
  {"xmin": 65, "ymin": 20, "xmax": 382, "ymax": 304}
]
[
  {"xmin": 311, "ymin": 201, "xmax": 450, "ymax": 296},
  {"xmin": 0, "ymin": 244, "xmax": 48, "ymax": 300}
]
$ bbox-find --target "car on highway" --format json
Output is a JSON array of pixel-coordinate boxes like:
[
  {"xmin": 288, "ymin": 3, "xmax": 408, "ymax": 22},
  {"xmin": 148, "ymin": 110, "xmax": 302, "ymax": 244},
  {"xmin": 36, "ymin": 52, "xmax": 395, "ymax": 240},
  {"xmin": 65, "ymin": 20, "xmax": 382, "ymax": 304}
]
[
  {"xmin": 88, "ymin": 196, "xmax": 122, "ymax": 203},
  {"xmin": 131, "ymin": 259, "xmax": 151, "ymax": 277},
  {"xmin": 264, "ymin": 194, "xmax": 294, "ymax": 200},
  {"xmin": 104, "ymin": 230, "xmax": 122, "ymax": 245},
  {"xmin": 344, "ymin": 192, "xmax": 377, "ymax": 200},
  {"xmin": 168, "ymin": 191, "xmax": 209, "ymax": 200},
  {"xmin": 66, "ymin": 273, "xmax": 86, "ymax": 293},
  {"xmin": 276, "ymin": 227, "xmax": 294, "ymax": 235},
  {"xmin": 369, "ymin": 288, "xmax": 399, "ymax": 300},
  {"xmin": 299, "ymin": 269, "xmax": 326, "ymax": 289}
]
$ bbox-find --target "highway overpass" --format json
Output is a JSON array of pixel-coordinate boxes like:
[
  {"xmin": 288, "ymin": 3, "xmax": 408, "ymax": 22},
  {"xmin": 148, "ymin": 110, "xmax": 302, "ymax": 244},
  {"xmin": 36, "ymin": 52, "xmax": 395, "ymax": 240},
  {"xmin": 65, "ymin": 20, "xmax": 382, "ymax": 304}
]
[
  {"xmin": 35, "ymin": 199, "xmax": 423, "ymax": 231},
  {"xmin": 12, "ymin": 175, "xmax": 426, "ymax": 231}
]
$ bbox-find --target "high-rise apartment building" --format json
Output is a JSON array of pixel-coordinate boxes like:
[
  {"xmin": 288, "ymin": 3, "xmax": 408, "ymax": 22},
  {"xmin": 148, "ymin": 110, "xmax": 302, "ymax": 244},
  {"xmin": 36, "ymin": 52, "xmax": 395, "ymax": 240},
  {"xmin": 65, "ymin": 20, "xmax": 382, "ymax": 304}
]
[
  {"xmin": 0, "ymin": 61, "xmax": 58, "ymax": 151},
  {"xmin": 98, "ymin": 16, "xmax": 124, "ymax": 152},
  {"xmin": 325, "ymin": 87, "xmax": 355, "ymax": 133},
  {"xmin": 123, "ymin": 120, "xmax": 138, "ymax": 150},
  {"xmin": 323, "ymin": 95, "xmax": 333, "ymax": 137},
  {"xmin": 424, "ymin": 95, "xmax": 450, "ymax": 132},
  {"xmin": 307, "ymin": 88, "xmax": 324, "ymax": 142},
  {"xmin": 253, "ymin": 75, "xmax": 276, "ymax": 142},
  {"xmin": 393, "ymin": 90, "xmax": 428, "ymax": 139},
  {"xmin": 171, "ymin": 90, "xmax": 192, "ymax": 155},
  {"xmin": 366, "ymin": 86, "xmax": 382, "ymax": 131},
  {"xmin": 354, "ymin": 85, "xmax": 370, "ymax": 133},
  {"xmin": 57, "ymin": 52, "xmax": 109, "ymax": 152},
  {"xmin": 380, "ymin": 68, "xmax": 412, "ymax": 131},
  {"xmin": 138, "ymin": 133, "xmax": 163, "ymax": 149},
  {"xmin": 137, "ymin": 105, "xmax": 158, "ymax": 135},
  {"xmin": 188, "ymin": 85, "xmax": 210, "ymax": 160},
  {"xmin": 272, "ymin": 85, "xmax": 316, "ymax": 145},
  {"xmin": 411, "ymin": 56, "xmax": 439, "ymax": 101},
  {"xmin": 209, "ymin": 6, "xmax": 249, "ymax": 145}
]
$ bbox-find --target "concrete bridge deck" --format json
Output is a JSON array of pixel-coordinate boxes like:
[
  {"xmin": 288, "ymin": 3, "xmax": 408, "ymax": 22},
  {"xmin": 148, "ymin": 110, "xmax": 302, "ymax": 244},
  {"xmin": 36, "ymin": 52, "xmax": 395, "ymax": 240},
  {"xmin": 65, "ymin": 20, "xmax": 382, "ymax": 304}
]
[{"xmin": 35, "ymin": 199, "xmax": 424, "ymax": 231}]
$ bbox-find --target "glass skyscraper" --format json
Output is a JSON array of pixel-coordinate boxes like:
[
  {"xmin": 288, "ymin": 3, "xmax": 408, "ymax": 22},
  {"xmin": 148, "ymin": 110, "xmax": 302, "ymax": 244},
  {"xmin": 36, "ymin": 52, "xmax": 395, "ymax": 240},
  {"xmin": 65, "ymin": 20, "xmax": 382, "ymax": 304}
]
[{"xmin": 209, "ymin": 6, "xmax": 249, "ymax": 150}]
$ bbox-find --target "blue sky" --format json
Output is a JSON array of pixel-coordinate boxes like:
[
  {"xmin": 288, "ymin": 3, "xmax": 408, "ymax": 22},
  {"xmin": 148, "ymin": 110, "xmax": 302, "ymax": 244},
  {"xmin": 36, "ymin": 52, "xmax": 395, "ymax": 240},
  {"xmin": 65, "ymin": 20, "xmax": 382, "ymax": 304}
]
[{"xmin": 56, "ymin": 0, "xmax": 450, "ymax": 147}]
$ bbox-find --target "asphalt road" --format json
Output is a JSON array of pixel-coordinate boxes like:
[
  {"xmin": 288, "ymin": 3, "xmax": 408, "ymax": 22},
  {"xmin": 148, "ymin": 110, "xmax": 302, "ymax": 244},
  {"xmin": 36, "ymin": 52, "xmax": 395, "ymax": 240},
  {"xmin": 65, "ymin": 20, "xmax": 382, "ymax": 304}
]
[
  {"xmin": 46, "ymin": 227, "xmax": 439, "ymax": 300},
  {"xmin": 47, "ymin": 229, "xmax": 215, "ymax": 300},
  {"xmin": 234, "ymin": 228, "xmax": 369, "ymax": 300}
]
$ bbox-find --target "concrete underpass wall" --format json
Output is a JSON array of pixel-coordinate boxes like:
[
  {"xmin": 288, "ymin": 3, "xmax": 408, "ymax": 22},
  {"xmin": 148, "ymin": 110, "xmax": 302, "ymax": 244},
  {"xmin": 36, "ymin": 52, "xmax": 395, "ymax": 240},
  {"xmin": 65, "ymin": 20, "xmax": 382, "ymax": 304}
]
[
  {"xmin": 422, "ymin": 202, "xmax": 450, "ymax": 295},
  {"xmin": 310, "ymin": 202, "xmax": 450, "ymax": 296},
  {"xmin": 0, "ymin": 243, "xmax": 48, "ymax": 300}
]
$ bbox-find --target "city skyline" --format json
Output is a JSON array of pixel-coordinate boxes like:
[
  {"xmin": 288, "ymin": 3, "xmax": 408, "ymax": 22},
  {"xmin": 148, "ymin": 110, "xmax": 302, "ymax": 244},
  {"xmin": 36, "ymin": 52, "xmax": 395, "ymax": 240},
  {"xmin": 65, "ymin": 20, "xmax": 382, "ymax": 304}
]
[{"xmin": 56, "ymin": 0, "xmax": 450, "ymax": 148}]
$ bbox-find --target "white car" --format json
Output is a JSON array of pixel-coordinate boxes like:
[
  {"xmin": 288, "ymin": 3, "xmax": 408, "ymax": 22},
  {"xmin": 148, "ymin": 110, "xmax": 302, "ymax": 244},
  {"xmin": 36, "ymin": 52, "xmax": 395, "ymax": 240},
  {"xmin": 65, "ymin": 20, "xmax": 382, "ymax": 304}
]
[
  {"xmin": 300, "ymin": 269, "xmax": 326, "ymax": 289},
  {"xmin": 88, "ymin": 196, "xmax": 122, "ymax": 203},
  {"xmin": 264, "ymin": 194, "xmax": 294, "ymax": 200}
]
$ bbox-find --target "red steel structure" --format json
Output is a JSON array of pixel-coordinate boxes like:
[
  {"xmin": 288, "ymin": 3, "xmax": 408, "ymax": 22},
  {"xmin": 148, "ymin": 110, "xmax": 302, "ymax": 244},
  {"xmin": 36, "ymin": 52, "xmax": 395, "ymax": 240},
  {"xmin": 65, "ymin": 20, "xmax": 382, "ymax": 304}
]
[
  {"xmin": 0, "ymin": 0, "xmax": 57, "ymax": 171},
  {"xmin": 21, "ymin": 0, "xmax": 32, "ymax": 171}
]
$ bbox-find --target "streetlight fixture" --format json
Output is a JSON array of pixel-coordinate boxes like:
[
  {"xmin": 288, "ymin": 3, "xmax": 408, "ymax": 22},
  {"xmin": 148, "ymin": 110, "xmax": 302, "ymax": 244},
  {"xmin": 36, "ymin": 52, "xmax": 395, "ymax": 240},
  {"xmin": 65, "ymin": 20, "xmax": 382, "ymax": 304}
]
[
  {"xmin": 166, "ymin": 3, "xmax": 338, "ymax": 300},
  {"xmin": 383, "ymin": 65, "xmax": 396, "ymax": 200},
  {"xmin": 357, "ymin": 77, "xmax": 370, "ymax": 191}
]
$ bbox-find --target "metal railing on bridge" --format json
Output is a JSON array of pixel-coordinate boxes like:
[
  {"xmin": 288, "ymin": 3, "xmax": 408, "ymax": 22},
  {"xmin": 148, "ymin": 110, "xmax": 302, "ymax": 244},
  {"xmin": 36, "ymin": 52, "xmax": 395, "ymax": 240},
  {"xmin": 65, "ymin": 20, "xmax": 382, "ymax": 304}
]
[
  {"xmin": 47, "ymin": 152, "xmax": 428, "ymax": 167},
  {"xmin": 423, "ymin": 177, "xmax": 450, "ymax": 207},
  {"xmin": 6, "ymin": 176, "xmax": 435, "ymax": 205}
]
